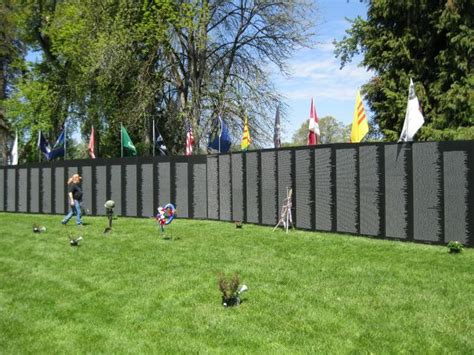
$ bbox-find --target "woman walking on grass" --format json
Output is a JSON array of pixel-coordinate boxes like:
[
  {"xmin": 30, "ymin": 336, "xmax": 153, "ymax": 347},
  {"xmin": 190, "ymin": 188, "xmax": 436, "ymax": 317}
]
[{"xmin": 61, "ymin": 173, "xmax": 83, "ymax": 225}]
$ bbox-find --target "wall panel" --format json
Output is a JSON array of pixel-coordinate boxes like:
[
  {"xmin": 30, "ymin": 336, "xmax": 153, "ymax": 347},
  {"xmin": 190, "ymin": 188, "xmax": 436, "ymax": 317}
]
[
  {"xmin": 41, "ymin": 168, "xmax": 51, "ymax": 213},
  {"xmin": 231, "ymin": 154, "xmax": 244, "ymax": 222},
  {"xmin": 30, "ymin": 168, "xmax": 39, "ymax": 213},
  {"xmin": 336, "ymin": 148, "xmax": 358, "ymax": 234},
  {"xmin": 55, "ymin": 168, "xmax": 65, "ymax": 214},
  {"xmin": 295, "ymin": 150, "xmax": 313, "ymax": 230},
  {"xmin": 0, "ymin": 170, "xmax": 3, "ymax": 211},
  {"xmin": 384, "ymin": 145, "xmax": 409, "ymax": 239},
  {"xmin": 246, "ymin": 152, "xmax": 260, "ymax": 224},
  {"xmin": 175, "ymin": 162, "xmax": 188, "ymax": 218},
  {"xmin": 18, "ymin": 169, "xmax": 27, "ymax": 212},
  {"xmin": 110, "ymin": 165, "xmax": 122, "ymax": 216},
  {"xmin": 95, "ymin": 166, "xmax": 106, "ymax": 215},
  {"xmin": 157, "ymin": 162, "xmax": 170, "ymax": 207},
  {"xmin": 141, "ymin": 164, "xmax": 154, "ymax": 217},
  {"xmin": 207, "ymin": 156, "xmax": 219, "ymax": 219},
  {"xmin": 314, "ymin": 148, "xmax": 334, "ymax": 231},
  {"xmin": 193, "ymin": 163, "xmax": 207, "ymax": 218},
  {"xmin": 443, "ymin": 149, "xmax": 469, "ymax": 245},
  {"xmin": 261, "ymin": 151, "xmax": 277, "ymax": 225},
  {"xmin": 6, "ymin": 169, "xmax": 16, "ymax": 212},
  {"xmin": 277, "ymin": 151, "xmax": 293, "ymax": 216},
  {"xmin": 82, "ymin": 166, "xmax": 92, "ymax": 214},
  {"xmin": 125, "ymin": 165, "xmax": 137, "ymax": 216},
  {"xmin": 359, "ymin": 146, "xmax": 383, "ymax": 236},
  {"xmin": 413, "ymin": 143, "xmax": 441, "ymax": 242},
  {"xmin": 219, "ymin": 155, "xmax": 232, "ymax": 221}
]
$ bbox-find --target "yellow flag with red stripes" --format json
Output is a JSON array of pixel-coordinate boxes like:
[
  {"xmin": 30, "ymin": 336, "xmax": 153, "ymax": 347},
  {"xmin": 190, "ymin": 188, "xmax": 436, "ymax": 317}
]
[
  {"xmin": 350, "ymin": 91, "xmax": 369, "ymax": 143},
  {"xmin": 241, "ymin": 116, "xmax": 251, "ymax": 150}
]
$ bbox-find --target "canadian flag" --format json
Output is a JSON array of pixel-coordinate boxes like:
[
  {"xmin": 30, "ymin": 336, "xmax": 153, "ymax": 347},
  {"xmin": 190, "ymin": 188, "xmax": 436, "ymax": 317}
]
[{"xmin": 307, "ymin": 98, "xmax": 320, "ymax": 145}]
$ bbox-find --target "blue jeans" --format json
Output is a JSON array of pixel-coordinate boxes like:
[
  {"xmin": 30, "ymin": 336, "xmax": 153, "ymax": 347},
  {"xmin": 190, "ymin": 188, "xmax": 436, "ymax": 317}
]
[{"xmin": 62, "ymin": 200, "xmax": 82, "ymax": 225}]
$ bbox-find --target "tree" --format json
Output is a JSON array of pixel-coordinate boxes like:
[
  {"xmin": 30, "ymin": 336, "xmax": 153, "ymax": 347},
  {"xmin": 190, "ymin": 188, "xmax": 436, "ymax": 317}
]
[
  {"xmin": 335, "ymin": 0, "xmax": 474, "ymax": 141},
  {"xmin": 0, "ymin": 0, "xmax": 25, "ymax": 164},
  {"xmin": 292, "ymin": 116, "xmax": 350, "ymax": 145},
  {"xmin": 163, "ymin": 0, "xmax": 315, "ymax": 149},
  {"xmin": 4, "ymin": 0, "xmax": 316, "ymax": 159}
]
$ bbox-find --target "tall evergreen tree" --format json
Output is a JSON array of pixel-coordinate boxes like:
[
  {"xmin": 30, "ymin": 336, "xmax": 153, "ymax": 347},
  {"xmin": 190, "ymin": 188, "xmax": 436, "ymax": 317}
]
[{"xmin": 335, "ymin": 0, "xmax": 474, "ymax": 141}]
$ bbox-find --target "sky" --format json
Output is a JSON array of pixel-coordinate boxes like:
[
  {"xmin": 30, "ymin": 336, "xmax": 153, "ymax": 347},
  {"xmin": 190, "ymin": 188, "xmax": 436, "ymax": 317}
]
[{"xmin": 272, "ymin": 0, "xmax": 370, "ymax": 142}]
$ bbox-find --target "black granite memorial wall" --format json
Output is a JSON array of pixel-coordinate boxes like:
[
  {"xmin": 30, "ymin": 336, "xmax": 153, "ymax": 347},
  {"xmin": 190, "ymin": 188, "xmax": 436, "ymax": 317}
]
[{"xmin": 1, "ymin": 141, "xmax": 472, "ymax": 247}]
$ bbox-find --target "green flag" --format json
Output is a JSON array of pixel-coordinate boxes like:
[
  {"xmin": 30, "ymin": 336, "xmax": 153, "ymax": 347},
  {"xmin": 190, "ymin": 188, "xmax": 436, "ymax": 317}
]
[{"xmin": 121, "ymin": 125, "xmax": 137, "ymax": 156}]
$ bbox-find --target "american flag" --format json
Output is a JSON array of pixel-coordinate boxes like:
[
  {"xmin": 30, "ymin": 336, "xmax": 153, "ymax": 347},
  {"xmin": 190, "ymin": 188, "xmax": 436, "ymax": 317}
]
[{"xmin": 185, "ymin": 120, "xmax": 194, "ymax": 156}]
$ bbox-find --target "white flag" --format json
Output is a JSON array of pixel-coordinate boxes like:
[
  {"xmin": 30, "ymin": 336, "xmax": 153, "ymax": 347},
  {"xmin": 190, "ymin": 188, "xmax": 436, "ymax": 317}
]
[
  {"xmin": 399, "ymin": 78, "xmax": 424, "ymax": 142},
  {"xmin": 11, "ymin": 131, "xmax": 18, "ymax": 165}
]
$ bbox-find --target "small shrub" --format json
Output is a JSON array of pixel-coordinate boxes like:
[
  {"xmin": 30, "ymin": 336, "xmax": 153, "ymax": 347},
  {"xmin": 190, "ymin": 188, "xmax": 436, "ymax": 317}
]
[
  {"xmin": 218, "ymin": 272, "xmax": 241, "ymax": 306},
  {"xmin": 447, "ymin": 241, "xmax": 464, "ymax": 253}
]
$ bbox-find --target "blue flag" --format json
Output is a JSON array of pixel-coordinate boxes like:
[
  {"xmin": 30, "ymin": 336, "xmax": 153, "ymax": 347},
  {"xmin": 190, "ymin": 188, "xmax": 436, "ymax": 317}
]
[
  {"xmin": 37, "ymin": 131, "xmax": 51, "ymax": 160},
  {"xmin": 38, "ymin": 129, "xmax": 65, "ymax": 160},
  {"xmin": 48, "ymin": 129, "xmax": 65, "ymax": 160},
  {"xmin": 208, "ymin": 116, "xmax": 231, "ymax": 153}
]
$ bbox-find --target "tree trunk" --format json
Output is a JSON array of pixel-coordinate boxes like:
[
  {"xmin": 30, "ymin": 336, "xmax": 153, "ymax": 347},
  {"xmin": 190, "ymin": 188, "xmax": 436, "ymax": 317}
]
[{"xmin": 0, "ymin": 55, "xmax": 10, "ymax": 165}]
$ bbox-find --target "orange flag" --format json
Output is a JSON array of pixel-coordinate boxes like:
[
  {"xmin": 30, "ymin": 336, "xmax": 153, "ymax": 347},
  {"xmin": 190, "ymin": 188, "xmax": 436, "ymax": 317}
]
[
  {"xmin": 88, "ymin": 126, "xmax": 96, "ymax": 159},
  {"xmin": 350, "ymin": 91, "xmax": 369, "ymax": 143}
]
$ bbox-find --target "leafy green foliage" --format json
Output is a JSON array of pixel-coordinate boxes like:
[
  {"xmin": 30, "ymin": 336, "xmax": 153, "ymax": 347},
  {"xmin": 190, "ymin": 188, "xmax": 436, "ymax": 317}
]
[
  {"xmin": 292, "ymin": 116, "xmax": 350, "ymax": 145},
  {"xmin": 447, "ymin": 240, "xmax": 464, "ymax": 253},
  {"xmin": 3, "ymin": 0, "xmax": 316, "ymax": 161},
  {"xmin": 335, "ymin": 0, "xmax": 474, "ymax": 141}
]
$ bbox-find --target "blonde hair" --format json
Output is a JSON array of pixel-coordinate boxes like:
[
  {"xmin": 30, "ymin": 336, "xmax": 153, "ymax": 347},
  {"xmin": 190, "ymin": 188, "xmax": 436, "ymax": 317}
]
[{"xmin": 67, "ymin": 174, "xmax": 81, "ymax": 184}]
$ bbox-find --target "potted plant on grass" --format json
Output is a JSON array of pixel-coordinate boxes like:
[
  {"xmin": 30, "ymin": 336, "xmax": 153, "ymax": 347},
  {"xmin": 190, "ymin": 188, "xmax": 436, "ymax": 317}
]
[
  {"xmin": 447, "ymin": 241, "xmax": 464, "ymax": 253},
  {"xmin": 218, "ymin": 272, "xmax": 248, "ymax": 307}
]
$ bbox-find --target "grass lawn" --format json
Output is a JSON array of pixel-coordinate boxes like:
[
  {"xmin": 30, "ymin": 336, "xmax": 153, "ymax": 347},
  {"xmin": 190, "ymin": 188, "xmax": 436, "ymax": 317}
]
[{"xmin": 0, "ymin": 212, "xmax": 472, "ymax": 353}]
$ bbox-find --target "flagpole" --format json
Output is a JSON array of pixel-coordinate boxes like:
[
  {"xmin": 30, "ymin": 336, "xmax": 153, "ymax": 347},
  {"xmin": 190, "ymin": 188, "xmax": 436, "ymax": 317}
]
[
  {"xmin": 91, "ymin": 125, "xmax": 94, "ymax": 158},
  {"xmin": 121, "ymin": 123, "xmax": 123, "ymax": 158},
  {"xmin": 218, "ymin": 116, "xmax": 221, "ymax": 154},
  {"xmin": 64, "ymin": 122, "xmax": 67, "ymax": 160},
  {"xmin": 406, "ymin": 79, "xmax": 411, "ymax": 142},
  {"xmin": 38, "ymin": 131, "xmax": 41, "ymax": 163},
  {"xmin": 152, "ymin": 119, "xmax": 155, "ymax": 157}
]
